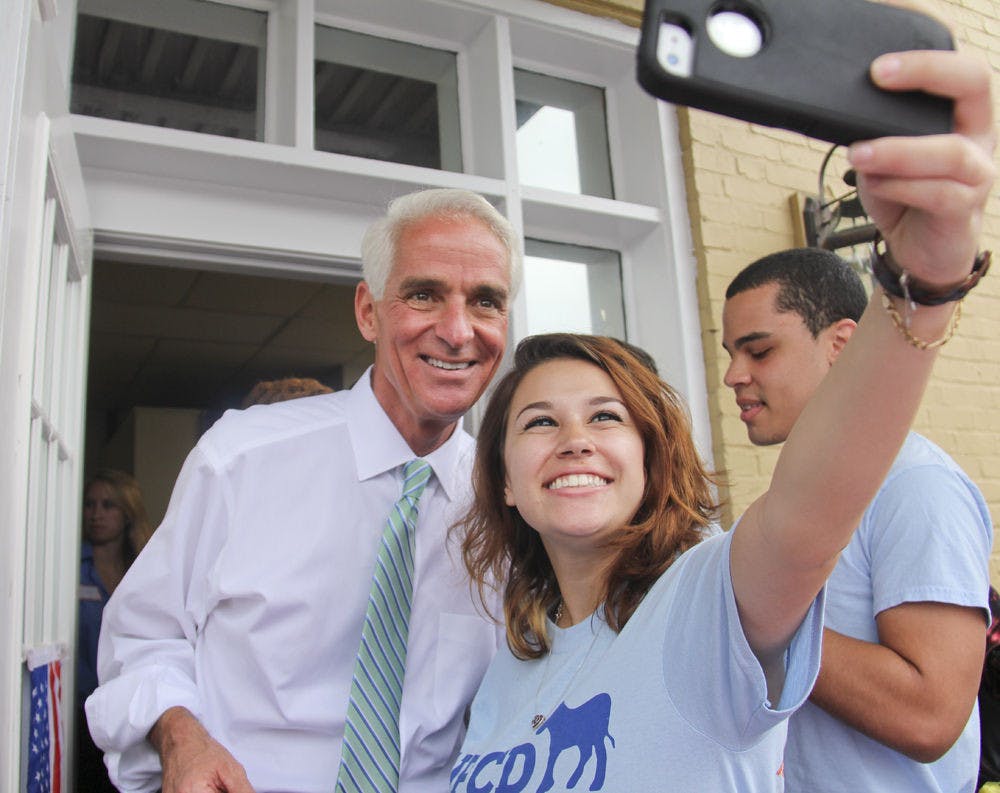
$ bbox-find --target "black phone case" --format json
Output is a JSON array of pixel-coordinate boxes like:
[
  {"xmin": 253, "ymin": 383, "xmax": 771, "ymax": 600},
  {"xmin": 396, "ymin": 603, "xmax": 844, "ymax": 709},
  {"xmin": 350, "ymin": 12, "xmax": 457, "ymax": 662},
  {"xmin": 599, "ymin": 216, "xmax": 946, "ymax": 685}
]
[{"xmin": 637, "ymin": 0, "xmax": 954, "ymax": 145}]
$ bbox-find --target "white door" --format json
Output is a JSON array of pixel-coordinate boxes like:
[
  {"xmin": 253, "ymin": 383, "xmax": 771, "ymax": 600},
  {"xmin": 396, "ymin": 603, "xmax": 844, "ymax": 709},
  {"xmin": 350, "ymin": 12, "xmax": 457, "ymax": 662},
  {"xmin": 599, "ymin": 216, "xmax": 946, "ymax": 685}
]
[{"xmin": 0, "ymin": 2, "xmax": 92, "ymax": 789}]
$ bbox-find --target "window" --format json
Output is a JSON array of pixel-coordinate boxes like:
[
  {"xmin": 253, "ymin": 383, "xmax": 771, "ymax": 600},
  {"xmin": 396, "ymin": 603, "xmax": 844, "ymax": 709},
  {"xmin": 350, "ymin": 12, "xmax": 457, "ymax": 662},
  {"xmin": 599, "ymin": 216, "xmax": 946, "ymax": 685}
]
[
  {"xmin": 515, "ymin": 69, "xmax": 613, "ymax": 198},
  {"xmin": 523, "ymin": 240, "xmax": 624, "ymax": 336},
  {"xmin": 23, "ymin": 153, "xmax": 90, "ymax": 645},
  {"xmin": 70, "ymin": 0, "xmax": 710, "ymax": 450},
  {"xmin": 314, "ymin": 26, "xmax": 461, "ymax": 170},
  {"xmin": 71, "ymin": 0, "xmax": 266, "ymax": 141}
]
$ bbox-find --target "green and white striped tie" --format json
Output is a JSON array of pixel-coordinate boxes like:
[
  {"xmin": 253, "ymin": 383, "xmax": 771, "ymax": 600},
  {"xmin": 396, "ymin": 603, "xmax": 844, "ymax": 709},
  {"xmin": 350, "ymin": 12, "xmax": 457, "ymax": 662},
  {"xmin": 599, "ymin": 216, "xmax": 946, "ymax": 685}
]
[{"xmin": 336, "ymin": 459, "xmax": 432, "ymax": 792}]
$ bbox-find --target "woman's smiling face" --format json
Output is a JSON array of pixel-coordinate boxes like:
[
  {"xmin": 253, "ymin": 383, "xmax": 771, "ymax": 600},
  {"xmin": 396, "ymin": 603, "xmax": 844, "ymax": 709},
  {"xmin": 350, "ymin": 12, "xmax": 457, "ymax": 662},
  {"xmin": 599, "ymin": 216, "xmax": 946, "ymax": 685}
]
[{"xmin": 502, "ymin": 357, "xmax": 646, "ymax": 562}]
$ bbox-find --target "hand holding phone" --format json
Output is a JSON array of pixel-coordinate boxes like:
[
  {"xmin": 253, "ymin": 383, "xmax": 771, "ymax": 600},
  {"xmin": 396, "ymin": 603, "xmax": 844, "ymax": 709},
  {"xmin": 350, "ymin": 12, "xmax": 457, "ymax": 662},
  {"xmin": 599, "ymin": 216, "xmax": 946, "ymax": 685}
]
[{"xmin": 636, "ymin": 0, "xmax": 955, "ymax": 145}]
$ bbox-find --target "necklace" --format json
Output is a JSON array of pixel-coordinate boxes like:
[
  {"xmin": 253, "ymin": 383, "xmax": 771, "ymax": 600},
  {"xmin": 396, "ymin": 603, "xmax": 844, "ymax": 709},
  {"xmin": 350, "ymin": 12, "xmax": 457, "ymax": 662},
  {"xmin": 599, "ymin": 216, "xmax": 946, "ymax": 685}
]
[{"xmin": 530, "ymin": 604, "xmax": 602, "ymax": 730}]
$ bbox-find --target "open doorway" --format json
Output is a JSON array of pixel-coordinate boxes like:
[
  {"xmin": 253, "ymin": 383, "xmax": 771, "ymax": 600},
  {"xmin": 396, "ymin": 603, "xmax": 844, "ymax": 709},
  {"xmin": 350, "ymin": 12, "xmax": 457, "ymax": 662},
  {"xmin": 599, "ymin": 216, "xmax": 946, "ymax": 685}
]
[
  {"xmin": 82, "ymin": 258, "xmax": 373, "ymax": 527},
  {"xmin": 75, "ymin": 257, "xmax": 373, "ymax": 788}
]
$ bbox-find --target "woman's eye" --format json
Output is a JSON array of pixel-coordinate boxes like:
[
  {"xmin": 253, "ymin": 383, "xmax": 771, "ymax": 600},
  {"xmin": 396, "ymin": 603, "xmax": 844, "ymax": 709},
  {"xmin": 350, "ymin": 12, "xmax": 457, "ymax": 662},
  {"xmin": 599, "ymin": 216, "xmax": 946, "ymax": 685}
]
[
  {"xmin": 524, "ymin": 416, "xmax": 555, "ymax": 429},
  {"xmin": 592, "ymin": 410, "xmax": 623, "ymax": 423}
]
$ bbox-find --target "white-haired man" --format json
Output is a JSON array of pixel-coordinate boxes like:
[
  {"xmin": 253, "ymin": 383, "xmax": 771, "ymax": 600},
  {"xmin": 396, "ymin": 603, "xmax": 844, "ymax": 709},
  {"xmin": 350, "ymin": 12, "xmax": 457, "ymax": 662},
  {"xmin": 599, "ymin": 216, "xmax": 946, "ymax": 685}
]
[{"xmin": 86, "ymin": 189, "xmax": 521, "ymax": 793}]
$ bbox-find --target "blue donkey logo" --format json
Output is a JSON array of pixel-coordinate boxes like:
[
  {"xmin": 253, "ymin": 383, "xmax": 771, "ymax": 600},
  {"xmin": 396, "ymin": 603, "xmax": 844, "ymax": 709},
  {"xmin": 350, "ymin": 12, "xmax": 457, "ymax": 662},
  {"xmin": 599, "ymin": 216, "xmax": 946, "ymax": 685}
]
[{"xmin": 535, "ymin": 693, "xmax": 615, "ymax": 792}]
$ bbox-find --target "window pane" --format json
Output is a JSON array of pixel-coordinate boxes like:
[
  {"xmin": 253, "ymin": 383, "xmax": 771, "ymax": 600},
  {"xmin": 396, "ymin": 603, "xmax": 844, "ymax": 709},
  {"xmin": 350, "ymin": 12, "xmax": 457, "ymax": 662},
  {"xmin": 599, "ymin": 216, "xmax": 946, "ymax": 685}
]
[
  {"xmin": 515, "ymin": 70, "xmax": 613, "ymax": 198},
  {"xmin": 315, "ymin": 26, "xmax": 462, "ymax": 171},
  {"xmin": 71, "ymin": 1, "xmax": 266, "ymax": 141},
  {"xmin": 523, "ymin": 239, "xmax": 625, "ymax": 337}
]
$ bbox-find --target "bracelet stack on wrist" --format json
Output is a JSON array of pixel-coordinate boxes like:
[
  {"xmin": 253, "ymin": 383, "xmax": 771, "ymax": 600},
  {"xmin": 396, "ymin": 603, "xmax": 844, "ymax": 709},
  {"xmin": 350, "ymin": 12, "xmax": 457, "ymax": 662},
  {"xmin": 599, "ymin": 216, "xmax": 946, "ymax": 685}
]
[
  {"xmin": 871, "ymin": 231, "xmax": 991, "ymax": 306},
  {"xmin": 880, "ymin": 292, "xmax": 962, "ymax": 350},
  {"xmin": 870, "ymin": 232, "xmax": 991, "ymax": 350}
]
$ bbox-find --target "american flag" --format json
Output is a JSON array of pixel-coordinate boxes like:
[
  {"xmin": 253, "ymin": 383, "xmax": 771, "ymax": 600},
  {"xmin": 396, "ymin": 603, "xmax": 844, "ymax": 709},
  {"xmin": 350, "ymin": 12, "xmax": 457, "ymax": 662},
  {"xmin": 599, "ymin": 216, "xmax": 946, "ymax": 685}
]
[{"xmin": 25, "ymin": 646, "xmax": 63, "ymax": 793}]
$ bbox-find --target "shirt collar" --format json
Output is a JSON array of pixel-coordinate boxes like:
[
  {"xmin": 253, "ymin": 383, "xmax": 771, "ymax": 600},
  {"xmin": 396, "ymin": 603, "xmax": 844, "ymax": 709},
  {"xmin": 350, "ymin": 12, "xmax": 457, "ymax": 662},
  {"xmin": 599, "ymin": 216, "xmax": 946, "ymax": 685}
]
[{"xmin": 346, "ymin": 367, "xmax": 472, "ymax": 502}]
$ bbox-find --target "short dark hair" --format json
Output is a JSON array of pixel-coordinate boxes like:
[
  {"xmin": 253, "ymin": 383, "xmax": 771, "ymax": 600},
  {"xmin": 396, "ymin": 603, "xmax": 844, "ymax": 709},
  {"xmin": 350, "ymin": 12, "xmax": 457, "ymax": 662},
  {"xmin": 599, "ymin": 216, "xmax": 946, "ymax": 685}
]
[{"xmin": 725, "ymin": 248, "xmax": 868, "ymax": 336}]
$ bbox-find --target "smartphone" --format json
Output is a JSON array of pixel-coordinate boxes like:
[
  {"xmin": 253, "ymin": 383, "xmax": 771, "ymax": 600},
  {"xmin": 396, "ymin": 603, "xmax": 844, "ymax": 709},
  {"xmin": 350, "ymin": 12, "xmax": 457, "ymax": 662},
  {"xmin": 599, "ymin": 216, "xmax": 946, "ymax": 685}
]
[{"xmin": 636, "ymin": 0, "xmax": 955, "ymax": 145}]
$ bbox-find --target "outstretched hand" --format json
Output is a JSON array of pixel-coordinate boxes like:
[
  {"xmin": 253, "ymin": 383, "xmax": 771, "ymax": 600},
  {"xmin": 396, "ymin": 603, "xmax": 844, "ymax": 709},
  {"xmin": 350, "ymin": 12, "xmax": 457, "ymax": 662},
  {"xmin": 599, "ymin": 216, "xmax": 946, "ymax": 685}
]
[
  {"xmin": 151, "ymin": 707, "xmax": 256, "ymax": 793},
  {"xmin": 732, "ymin": 32, "xmax": 995, "ymax": 672},
  {"xmin": 851, "ymin": 47, "xmax": 995, "ymax": 287}
]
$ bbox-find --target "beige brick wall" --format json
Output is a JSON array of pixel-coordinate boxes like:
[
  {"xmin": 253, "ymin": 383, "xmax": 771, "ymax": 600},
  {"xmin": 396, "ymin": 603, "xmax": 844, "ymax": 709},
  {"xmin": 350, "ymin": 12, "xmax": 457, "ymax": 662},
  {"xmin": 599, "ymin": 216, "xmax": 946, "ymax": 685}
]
[{"xmin": 549, "ymin": 0, "xmax": 1000, "ymax": 576}]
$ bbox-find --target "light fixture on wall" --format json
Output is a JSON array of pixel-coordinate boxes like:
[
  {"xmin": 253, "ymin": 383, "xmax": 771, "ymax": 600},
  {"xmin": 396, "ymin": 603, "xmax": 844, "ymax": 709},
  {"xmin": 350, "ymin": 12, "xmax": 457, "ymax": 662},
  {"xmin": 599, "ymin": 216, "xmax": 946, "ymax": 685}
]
[{"xmin": 802, "ymin": 145, "xmax": 877, "ymax": 250}]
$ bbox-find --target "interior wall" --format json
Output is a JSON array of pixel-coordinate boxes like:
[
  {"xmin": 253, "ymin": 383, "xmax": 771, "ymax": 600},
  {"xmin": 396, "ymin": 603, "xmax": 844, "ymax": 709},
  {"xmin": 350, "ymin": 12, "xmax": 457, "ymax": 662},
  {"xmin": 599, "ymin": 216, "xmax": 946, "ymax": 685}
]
[{"xmin": 83, "ymin": 258, "xmax": 372, "ymax": 531}]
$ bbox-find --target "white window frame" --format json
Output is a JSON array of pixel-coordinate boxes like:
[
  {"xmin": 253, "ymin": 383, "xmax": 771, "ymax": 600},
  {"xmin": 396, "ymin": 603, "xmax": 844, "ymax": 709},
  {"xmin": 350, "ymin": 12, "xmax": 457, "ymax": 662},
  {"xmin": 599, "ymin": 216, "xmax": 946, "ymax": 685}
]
[
  {"xmin": 312, "ymin": 22, "xmax": 463, "ymax": 171},
  {"xmin": 7, "ymin": 108, "xmax": 92, "ymax": 793},
  {"xmin": 68, "ymin": 0, "xmax": 711, "ymax": 458},
  {"xmin": 75, "ymin": 0, "xmax": 272, "ymax": 140},
  {"xmin": 513, "ymin": 67, "xmax": 615, "ymax": 198}
]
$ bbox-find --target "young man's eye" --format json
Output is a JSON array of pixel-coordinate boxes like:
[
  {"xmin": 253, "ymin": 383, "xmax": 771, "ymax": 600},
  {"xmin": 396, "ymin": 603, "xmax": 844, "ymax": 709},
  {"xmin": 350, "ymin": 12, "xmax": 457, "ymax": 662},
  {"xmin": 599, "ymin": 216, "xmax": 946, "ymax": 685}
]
[{"xmin": 750, "ymin": 348, "xmax": 771, "ymax": 361}]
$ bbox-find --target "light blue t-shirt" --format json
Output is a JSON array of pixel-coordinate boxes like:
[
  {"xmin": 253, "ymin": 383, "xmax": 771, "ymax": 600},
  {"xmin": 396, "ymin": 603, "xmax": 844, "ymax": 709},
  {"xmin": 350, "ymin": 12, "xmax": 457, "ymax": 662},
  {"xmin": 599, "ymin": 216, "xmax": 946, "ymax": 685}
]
[
  {"xmin": 784, "ymin": 432, "xmax": 993, "ymax": 793},
  {"xmin": 452, "ymin": 529, "xmax": 824, "ymax": 793}
]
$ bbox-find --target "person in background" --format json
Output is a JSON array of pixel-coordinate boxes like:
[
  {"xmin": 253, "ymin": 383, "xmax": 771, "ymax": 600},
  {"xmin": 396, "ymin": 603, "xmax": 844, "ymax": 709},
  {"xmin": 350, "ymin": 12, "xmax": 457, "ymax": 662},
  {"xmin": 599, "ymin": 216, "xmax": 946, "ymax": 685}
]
[
  {"xmin": 240, "ymin": 376, "xmax": 334, "ymax": 408},
  {"xmin": 722, "ymin": 247, "xmax": 991, "ymax": 791},
  {"xmin": 977, "ymin": 588, "xmax": 1000, "ymax": 791},
  {"xmin": 77, "ymin": 469, "xmax": 153, "ymax": 793},
  {"xmin": 85, "ymin": 188, "xmax": 520, "ymax": 793}
]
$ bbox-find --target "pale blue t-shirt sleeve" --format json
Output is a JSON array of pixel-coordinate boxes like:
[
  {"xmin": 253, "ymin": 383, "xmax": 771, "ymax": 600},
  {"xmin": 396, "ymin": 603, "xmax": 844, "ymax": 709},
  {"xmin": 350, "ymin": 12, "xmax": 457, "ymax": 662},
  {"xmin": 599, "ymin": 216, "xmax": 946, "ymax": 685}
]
[
  {"xmin": 658, "ymin": 530, "xmax": 825, "ymax": 749},
  {"xmin": 864, "ymin": 463, "xmax": 991, "ymax": 624}
]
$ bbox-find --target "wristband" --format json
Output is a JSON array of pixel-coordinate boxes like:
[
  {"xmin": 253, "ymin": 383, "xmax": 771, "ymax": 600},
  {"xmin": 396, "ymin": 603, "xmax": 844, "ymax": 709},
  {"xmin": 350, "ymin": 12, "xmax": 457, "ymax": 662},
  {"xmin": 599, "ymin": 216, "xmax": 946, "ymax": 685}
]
[{"xmin": 871, "ymin": 231, "xmax": 991, "ymax": 306}]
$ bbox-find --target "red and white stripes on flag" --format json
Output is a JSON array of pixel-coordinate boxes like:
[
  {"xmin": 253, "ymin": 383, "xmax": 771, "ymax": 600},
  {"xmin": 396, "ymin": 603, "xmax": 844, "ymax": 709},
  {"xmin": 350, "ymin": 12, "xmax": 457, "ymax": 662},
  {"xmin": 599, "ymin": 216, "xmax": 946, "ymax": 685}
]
[{"xmin": 25, "ymin": 645, "xmax": 64, "ymax": 793}]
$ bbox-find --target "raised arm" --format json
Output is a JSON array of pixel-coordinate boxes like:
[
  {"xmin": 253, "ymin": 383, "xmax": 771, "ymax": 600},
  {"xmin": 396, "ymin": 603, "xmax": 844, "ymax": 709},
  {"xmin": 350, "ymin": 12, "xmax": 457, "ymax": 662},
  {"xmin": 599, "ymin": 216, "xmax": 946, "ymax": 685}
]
[{"xmin": 730, "ymin": 47, "xmax": 996, "ymax": 667}]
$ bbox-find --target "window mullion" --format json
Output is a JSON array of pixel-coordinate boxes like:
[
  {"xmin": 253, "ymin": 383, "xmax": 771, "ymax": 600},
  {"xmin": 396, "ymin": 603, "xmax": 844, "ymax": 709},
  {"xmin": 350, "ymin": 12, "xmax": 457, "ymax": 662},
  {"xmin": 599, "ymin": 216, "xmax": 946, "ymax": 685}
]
[
  {"xmin": 462, "ymin": 15, "xmax": 515, "ymax": 182},
  {"xmin": 265, "ymin": 0, "xmax": 313, "ymax": 147}
]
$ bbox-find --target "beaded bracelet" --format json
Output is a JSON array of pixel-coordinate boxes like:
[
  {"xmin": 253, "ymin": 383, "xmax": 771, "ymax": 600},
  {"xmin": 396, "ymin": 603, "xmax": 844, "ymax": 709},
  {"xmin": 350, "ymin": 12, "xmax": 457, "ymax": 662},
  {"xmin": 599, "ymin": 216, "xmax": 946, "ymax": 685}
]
[
  {"xmin": 871, "ymin": 231, "xmax": 991, "ymax": 306},
  {"xmin": 881, "ymin": 291, "xmax": 961, "ymax": 350}
]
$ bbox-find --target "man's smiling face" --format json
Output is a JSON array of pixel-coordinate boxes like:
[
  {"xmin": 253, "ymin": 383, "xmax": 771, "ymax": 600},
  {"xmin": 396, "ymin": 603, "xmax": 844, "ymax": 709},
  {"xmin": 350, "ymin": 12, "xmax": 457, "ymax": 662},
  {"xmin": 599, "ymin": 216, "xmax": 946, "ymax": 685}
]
[{"xmin": 355, "ymin": 214, "xmax": 510, "ymax": 451}]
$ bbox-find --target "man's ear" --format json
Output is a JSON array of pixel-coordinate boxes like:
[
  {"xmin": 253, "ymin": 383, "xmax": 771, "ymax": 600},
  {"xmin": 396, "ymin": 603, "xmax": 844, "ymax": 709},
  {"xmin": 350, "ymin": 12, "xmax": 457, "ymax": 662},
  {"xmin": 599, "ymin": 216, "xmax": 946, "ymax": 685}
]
[
  {"xmin": 827, "ymin": 318, "xmax": 858, "ymax": 364},
  {"xmin": 355, "ymin": 281, "xmax": 378, "ymax": 342}
]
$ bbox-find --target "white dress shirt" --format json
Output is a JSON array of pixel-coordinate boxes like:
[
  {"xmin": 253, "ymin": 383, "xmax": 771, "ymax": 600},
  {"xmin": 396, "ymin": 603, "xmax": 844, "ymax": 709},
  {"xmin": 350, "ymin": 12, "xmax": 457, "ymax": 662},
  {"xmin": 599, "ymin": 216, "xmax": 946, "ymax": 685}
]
[{"xmin": 86, "ymin": 369, "xmax": 502, "ymax": 793}]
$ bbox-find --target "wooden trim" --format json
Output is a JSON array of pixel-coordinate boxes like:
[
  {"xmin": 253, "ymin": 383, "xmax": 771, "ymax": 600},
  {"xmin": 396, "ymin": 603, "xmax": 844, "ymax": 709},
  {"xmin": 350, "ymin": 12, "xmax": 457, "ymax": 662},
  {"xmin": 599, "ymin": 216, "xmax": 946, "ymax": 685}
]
[{"xmin": 538, "ymin": 0, "xmax": 642, "ymax": 28}]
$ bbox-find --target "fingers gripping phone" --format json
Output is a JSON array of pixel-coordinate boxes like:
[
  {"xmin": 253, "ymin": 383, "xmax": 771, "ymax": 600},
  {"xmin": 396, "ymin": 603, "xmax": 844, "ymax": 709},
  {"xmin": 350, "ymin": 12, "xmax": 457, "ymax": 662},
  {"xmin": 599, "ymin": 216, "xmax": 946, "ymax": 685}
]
[{"xmin": 636, "ymin": 0, "xmax": 955, "ymax": 145}]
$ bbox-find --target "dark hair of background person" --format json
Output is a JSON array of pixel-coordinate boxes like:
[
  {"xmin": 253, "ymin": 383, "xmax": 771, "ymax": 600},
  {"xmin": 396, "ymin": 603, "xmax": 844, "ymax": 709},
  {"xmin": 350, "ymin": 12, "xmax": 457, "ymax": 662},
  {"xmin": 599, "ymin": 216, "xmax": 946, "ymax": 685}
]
[
  {"xmin": 459, "ymin": 333, "xmax": 719, "ymax": 660},
  {"xmin": 978, "ymin": 587, "xmax": 1000, "ymax": 788},
  {"xmin": 241, "ymin": 376, "xmax": 334, "ymax": 408},
  {"xmin": 725, "ymin": 247, "xmax": 869, "ymax": 336},
  {"xmin": 614, "ymin": 338, "xmax": 659, "ymax": 376}
]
